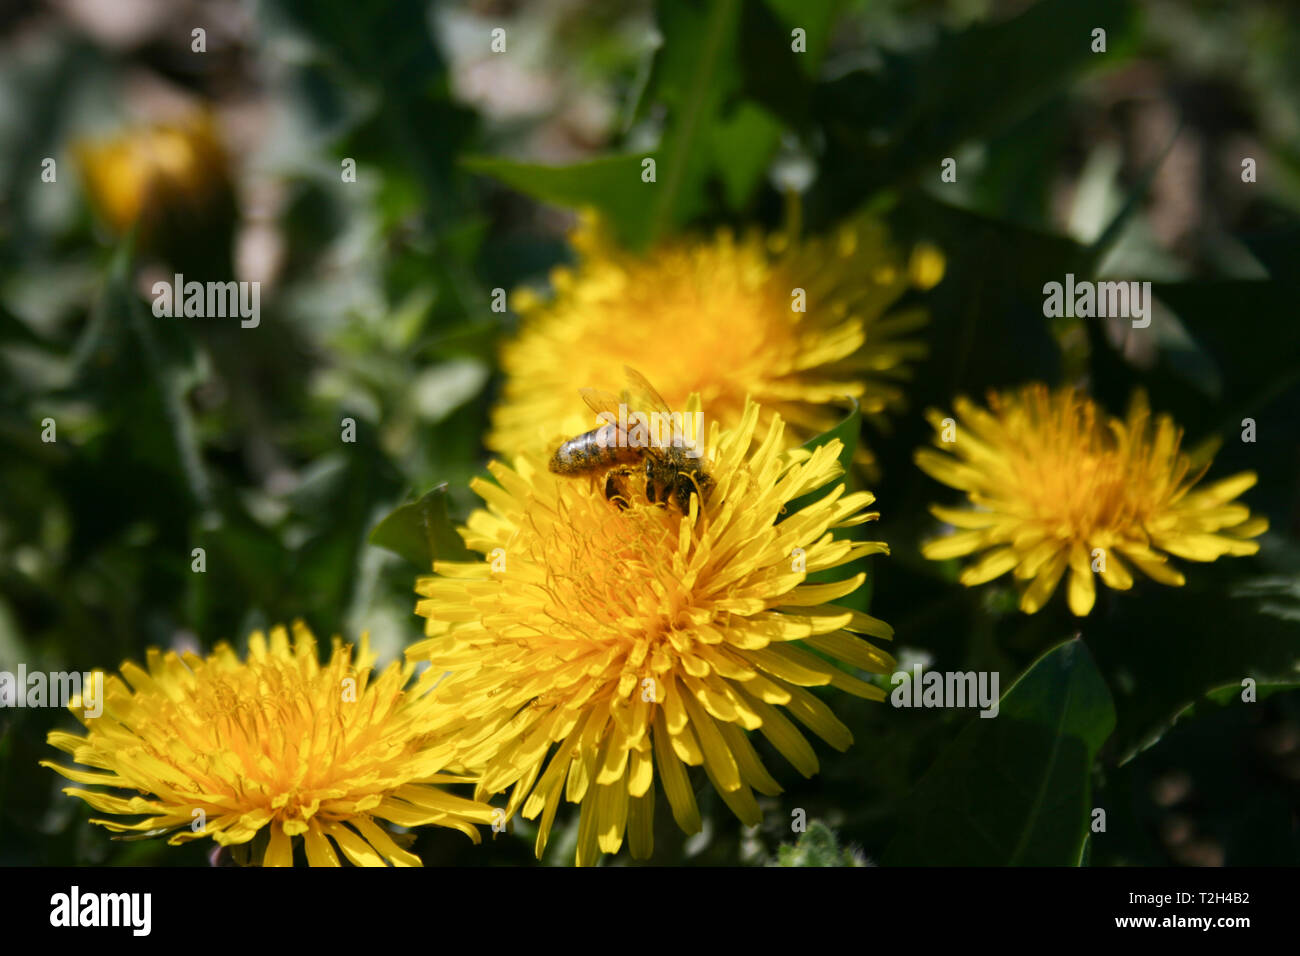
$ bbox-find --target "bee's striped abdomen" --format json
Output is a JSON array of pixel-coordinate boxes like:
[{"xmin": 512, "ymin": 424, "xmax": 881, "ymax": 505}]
[{"xmin": 549, "ymin": 428, "xmax": 641, "ymax": 475}]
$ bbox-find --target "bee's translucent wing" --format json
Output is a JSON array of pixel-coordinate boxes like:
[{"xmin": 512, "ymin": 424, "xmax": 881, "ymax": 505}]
[
  {"xmin": 623, "ymin": 366, "xmax": 676, "ymax": 417},
  {"xmin": 579, "ymin": 387, "xmax": 632, "ymax": 439},
  {"xmin": 579, "ymin": 387, "xmax": 626, "ymax": 419}
]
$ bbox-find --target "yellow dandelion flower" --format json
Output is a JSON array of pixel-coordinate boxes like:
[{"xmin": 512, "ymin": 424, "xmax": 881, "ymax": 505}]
[
  {"xmin": 489, "ymin": 214, "xmax": 943, "ymax": 474},
  {"xmin": 41, "ymin": 622, "xmax": 495, "ymax": 867},
  {"xmin": 412, "ymin": 399, "xmax": 895, "ymax": 865},
  {"xmin": 74, "ymin": 111, "xmax": 231, "ymax": 237},
  {"xmin": 915, "ymin": 384, "xmax": 1268, "ymax": 616}
]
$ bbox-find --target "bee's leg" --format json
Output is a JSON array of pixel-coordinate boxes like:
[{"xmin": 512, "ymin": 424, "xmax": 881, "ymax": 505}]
[
  {"xmin": 645, "ymin": 460, "xmax": 661, "ymax": 507},
  {"xmin": 680, "ymin": 473, "xmax": 704, "ymax": 513},
  {"xmin": 605, "ymin": 472, "xmax": 630, "ymax": 510}
]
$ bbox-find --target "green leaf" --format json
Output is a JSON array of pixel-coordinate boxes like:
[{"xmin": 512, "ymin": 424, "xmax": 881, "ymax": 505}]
[
  {"xmin": 462, "ymin": 153, "xmax": 657, "ymax": 249},
  {"xmin": 709, "ymin": 102, "xmax": 784, "ymax": 210},
  {"xmin": 883, "ymin": 638, "xmax": 1116, "ymax": 865},
  {"xmin": 642, "ymin": 0, "xmax": 744, "ymax": 241},
  {"xmin": 368, "ymin": 483, "xmax": 472, "ymax": 570},
  {"xmin": 755, "ymin": 0, "xmax": 839, "ymax": 79},
  {"xmin": 1189, "ymin": 680, "xmax": 1300, "ymax": 714},
  {"xmin": 464, "ymin": 0, "xmax": 800, "ymax": 244},
  {"xmin": 1084, "ymin": 581, "xmax": 1300, "ymax": 764},
  {"xmin": 76, "ymin": 239, "xmax": 213, "ymax": 511},
  {"xmin": 804, "ymin": 396, "xmax": 860, "ymax": 475}
]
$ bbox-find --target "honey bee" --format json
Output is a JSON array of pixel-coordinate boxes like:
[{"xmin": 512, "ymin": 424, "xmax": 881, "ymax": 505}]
[{"xmin": 549, "ymin": 367, "xmax": 714, "ymax": 514}]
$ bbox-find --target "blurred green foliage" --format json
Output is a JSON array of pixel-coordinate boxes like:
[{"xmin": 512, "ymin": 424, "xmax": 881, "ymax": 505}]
[{"xmin": 773, "ymin": 820, "xmax": 868, "ymax": 866}]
